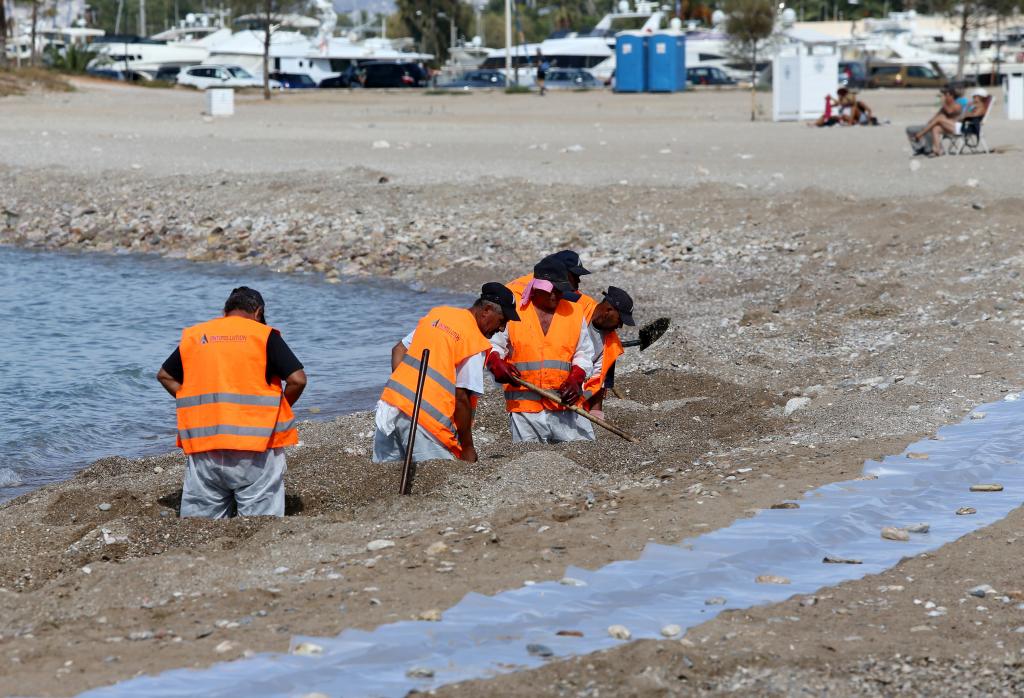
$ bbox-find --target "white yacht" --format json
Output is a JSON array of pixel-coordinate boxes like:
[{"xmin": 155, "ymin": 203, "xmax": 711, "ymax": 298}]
[{"xmin": 477, "ymin": 1, "xmax": 738, "ymax": 84}]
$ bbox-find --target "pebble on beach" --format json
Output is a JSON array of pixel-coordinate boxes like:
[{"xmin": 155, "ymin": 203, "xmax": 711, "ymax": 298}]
[
  {"xmin": 705, "ymin": 596, "xmax": 727, "ymax": 605},
  {"xmin": 881, "ymin": 527, "xmax": 910, "ymax": 541},
  {"xmin": 214, "ymin": 641, "xmax": 235, "ymax": 654},
  {"xmin": 755, "ymin": 575, "xmax": 791, "ymax": 584},
  {"xmin": 425, "ymin": 541, "xmax": 448, "ymax": 556},
  {"xmin": 292, "ymin": 642, "xmax": 324, "ymax": 656},
  {"xmin": 907, "ymin": 452, "xmax": 930, "ymax": 460},
  {"xmin": 526, "ymin": 643, "xmax": 554, "ymax": 658},
  {"xmin": 823, "ymin": 555, "xmax": 863, "ymax": 564},
  {"xmin": 906, "ymin": 523, "xmax": 930, "ymax": 534},
  {"xmin": 969, "ymin": 484, "xmax": 1003, "ymax": 492},
  {"xmin": 416, "ymin": 609, "xmax": 442, "ymax": 622},
  {"xmin": 406, "ymin": 666, "xmax": 434, "ymax": 679},
  {"xmin": 957, "ymin": 507, "xmax": 978, "ymax": 515},
  {"xmin": 366, "ymin": 539, "xmax": 395, "ymax": 552},
  {"xmin": 98, "ymin": 502, "xmax": 112, "ymax": 511},
  {"xmin": 783, "ymin": 397, "xmax": 811, "ymax": 416},
  {"xmin": 607, "ymin": 625, "xmax": 631, "ymax": 640},
  {"xmin": 660, "ymin": 624, "xmax": 682, "ymax": 638},
  {"xmin": 770, "ymin": 502, "xmax": 800, "ymax": 510}
]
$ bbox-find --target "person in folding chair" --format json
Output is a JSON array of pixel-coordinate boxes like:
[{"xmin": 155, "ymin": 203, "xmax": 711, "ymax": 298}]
[{"xmin": 944, "ymin": 88, "xmax": 992, "ymax": 155}]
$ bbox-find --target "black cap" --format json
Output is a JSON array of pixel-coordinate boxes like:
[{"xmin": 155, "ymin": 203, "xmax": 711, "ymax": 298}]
[
  {"xmin": 553, "ymin": 249, "xmax": 590, "ymax": 276},
  {"xmin": 533, "ymin": 257, "xmax": 575, "ymax": 294},
  {"xmin": 480, "ymin": 282, "xmax": 520, "ymax": 321},
  {"xmin": 603, "ymin": 286, "xmax": 635, "ymax": 326},
  {"xmin": 226, "ymin": 286, "xmax": 267, "ymax": 323}
]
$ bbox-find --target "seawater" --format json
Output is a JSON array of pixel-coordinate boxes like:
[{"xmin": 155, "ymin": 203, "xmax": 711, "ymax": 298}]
[{"xmin": 0, "ymin": 246, "xmax": 468, "ymax": 502}]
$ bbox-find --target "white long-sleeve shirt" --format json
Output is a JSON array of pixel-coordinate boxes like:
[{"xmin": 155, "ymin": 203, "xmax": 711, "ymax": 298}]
[{"xmin": 489, "ymin": 314, "xmax": 595, "ymax": 378}]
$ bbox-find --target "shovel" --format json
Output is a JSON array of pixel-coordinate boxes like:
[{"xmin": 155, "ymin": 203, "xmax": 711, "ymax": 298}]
[
  {"xmin": 621, "ymin": 317, "xmax": 670, "ymax": 350},
  {"xmin": 512, "ymin": 376, "xmax": 637, "ymax": 443}
]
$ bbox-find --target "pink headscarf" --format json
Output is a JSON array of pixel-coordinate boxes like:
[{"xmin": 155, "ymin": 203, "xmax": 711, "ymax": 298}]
[{"xmin": 519, "ymin": 278, "xmax": 554, "ymax": 309}]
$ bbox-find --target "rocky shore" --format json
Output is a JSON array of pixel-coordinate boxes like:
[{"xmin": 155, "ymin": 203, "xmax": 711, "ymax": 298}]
[{"xmin": 2, "ymin": 85, "xmax": 1024, "ymax": 696}]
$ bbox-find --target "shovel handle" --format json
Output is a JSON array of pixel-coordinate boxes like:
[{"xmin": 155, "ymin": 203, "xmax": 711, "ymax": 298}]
[{"xmin": 513, "ymin": 376, "xmax": 637, "ymax": 443}]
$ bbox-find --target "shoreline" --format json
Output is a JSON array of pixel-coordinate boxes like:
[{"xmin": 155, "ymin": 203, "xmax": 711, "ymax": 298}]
[{"xmin": 2, "ymin": 85, "xmax": 1024, "ymax": 695}]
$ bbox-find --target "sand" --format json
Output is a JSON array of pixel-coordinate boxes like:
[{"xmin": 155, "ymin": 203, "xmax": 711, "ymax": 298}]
[{"xmin": 1, "ymin": 80, "xmax": 1024, "ymax": 696}]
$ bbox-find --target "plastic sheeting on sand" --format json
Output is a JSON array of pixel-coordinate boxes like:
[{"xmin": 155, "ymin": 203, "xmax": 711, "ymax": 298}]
[{"xmin": 80, "ymin": 395, "xmax": 1024, "ymax": 698}]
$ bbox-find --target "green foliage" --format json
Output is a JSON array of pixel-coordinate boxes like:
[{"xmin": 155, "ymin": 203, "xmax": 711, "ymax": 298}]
[
  {"xmin": 46, "ymin": 44, "xmax": 96, "ymax": 73},
  {"xmin": 724, "ymin": 0, "xmax": 775, "ymax": 45},
  {"xmin": 504, "ymin": 84, "xmax": 532, "ymax": 93},
  {"xmin": 394, "ymin": 0, "xmax": 473, "ymax": 64}
]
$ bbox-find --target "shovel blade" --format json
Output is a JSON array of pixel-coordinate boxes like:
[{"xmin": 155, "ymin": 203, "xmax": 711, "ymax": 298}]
[{"xmin": 638, "ymin": 317, "xmax": 670, "ymax": 350}]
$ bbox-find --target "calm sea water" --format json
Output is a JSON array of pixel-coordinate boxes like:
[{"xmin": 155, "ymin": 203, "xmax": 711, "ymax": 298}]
[{"xmin": 0, "ymin": 246, "xmax": 468, "ymax": 501}]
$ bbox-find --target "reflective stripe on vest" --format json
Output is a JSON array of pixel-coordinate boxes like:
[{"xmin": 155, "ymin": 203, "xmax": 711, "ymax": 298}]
[
  {"xmin": 401, "ymin": 353, "xmax": 456, "ymax": 396},
  {"xmin": 384, "ymin": 379, "xmax": 457, "ymax": 437},
  {"xmin": 504, "ymin": 299, "xmax": 587, "ymax": 414},
  {"xmin": 175, "ymin": 316, "xmax": 298, "ymax": 454},
  {"xmin": 380, "ymin": 307, "xmax": 492, "ymax": 458},
  {"xmin": 513, "ymin": 359, "xmax": 573, "ymax": 372},
  {"xmin": 176, "ymin": 392, "xmax": 283, "ymax": 408}
]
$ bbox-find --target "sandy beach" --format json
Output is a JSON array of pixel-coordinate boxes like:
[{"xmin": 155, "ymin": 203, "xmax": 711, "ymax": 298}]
[{"xmin": 2, "ymin": 81, "xmax": 1024, "ymax": 696}]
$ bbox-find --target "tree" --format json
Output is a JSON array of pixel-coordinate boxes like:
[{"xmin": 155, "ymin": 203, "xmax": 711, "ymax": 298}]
[
  {"xmin": 939, "ymin": 0, "xmax": 989, "ymax": 80},
  {"xmin": 262, "ymin": 0, "xmax": 273, "ymax": 100},
  {"xmin": 395, "ymin": 0, "xmax": 470, "ymax": 66},
  {"xmin": 1, "ymin": 0, "xmax": 7, "ymax": 69},
  {"xmin": 724, "ymin": 0, "xmax": 776, "ymax": 121}
]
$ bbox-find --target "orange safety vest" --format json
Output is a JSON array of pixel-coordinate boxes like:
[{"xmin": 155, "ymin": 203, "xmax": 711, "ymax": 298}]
[
  {"xmin": 504, "ymin": 298, "xmax": 587, "ymax": 413},
  {"xmin": 175, "ymin": 316, "xmax": 298, "ymax": 455},
  {"xmin": 584, "ymin": 328, "xmax": 624, "ymax": 404},
  {"xmin": 507, "ymin": 273, "xmax": 598, "ymax": 321},
  {"xmin": 380, "ymin": 307, "xmax": 491, "ymax": 458}
]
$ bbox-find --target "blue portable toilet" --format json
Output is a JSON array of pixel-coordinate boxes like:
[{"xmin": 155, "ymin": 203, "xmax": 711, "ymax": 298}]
[
  {"xmin": 614, "ymin": 32, "xmax": 648, "ymax": 93},
  {"xmin": 647, "ymin": 31, "xmax": 687, "ymax": 92}
]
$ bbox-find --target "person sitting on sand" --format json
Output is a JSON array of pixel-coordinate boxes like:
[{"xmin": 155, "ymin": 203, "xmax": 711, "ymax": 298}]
[
  {"xmin": 373, "ymin": 283, "xmax": 519, "ymax": 465},
  {"xmin": 907, "ymin": 86, "xmax": 965, "ymax": 156},
  {"xmin": 157, "ymin": 287, "xmax": 307, "ymax": 518},
  {"xmin": 811, "ymin": 89, "xmax": 844, "ymax": 127}
]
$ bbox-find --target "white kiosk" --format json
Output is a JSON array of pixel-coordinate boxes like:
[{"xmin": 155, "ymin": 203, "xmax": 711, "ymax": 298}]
[
  {"xmin": 772, "ymin": 45, "xmax": 839, "ymax": 122},
  {"xmin": 205, "ymin": 88, "xmax": 235, "ymax": 117},
  {"xmin": 1005, "ymin": 71, "xmax": 1024, "ymax": 121}
]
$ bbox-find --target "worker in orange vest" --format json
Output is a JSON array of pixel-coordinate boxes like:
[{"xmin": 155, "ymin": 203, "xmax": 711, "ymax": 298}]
[
  {"xmin": 584, "ymin": 287, "xmax": 634, "ymax": 420},
  {"xmin": 488, "ymin": 258, "xmax": 596, "ymax": 443},
  {"xmin": 507, "ymin": 250, "xmax": 598, "ymax": 320},
  {"xmin": 374, "ymin": 282, "xmax": 520, "ymax": 464},
  {"xmin": 156, "ymin": 287, "xmax": 307, "ymax": 518}
]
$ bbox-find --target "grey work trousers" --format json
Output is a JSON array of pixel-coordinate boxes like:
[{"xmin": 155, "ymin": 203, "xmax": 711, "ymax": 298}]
[
  {"xmin": 509, "ymin": 410, "xmax": 596, "ymax": 444},
  {"xmin": 180, "ymin": 448, "xmax": 287, "ymax": 519}
]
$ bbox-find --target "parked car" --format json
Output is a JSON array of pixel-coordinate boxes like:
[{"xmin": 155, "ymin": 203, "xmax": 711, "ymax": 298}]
[
  {"xmin": 838, "ymin": 60, "xmax": 867, "ymax": 88},
  {"xmin": 354, "ymin": 61, "xmax": 429, "ymax": 88},
  {"xmin": 867, "ymin": 62, "xmax": 951, "ymax": 88},
  {"xmin": 153, "ymin": 65, "xmax": 182, "ymax": 83},
  {"xmin": 318, "ymin": 72, "xmax": 354, "ymax": 88},
  {"xmin": 439, "ymin": 69, "xmax": 507, "ymax": 89},
  {"xmin": 544, "ymin": 68, "xmax": 601, "ymax": 90},
  {"xmin": 177, "ymin": 64, "xmax": 278, "ymax": 89},
  {"xmin": 686, "ymin": 66, "xmax": 736, "ymax": 86},
  {"xmin": 269, "ymin": 72, "xmax": 317, "ymax": 89}
]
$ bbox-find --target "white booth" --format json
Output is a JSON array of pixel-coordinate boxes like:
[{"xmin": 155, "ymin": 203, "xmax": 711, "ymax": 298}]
[
  {"xmin": 205, "ymin": 88, "xmax": 235, "ymax": 117},
  {"xmin": 772, "ymin": 45, "xmax": 838, "ymax": 122},
  {"xmin": 1005, "ymin": 72, "xmax": 1024, "ymax": 121}
]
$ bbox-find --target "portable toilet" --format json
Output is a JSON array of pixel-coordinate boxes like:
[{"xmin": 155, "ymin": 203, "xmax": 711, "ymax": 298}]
[
  {"xmin": 647, "ymin": 31, "xmax": 687, "ymax": 92},
  {"xmin": 771, "ymin": 44, "xmax": 839, "ymax": 121},
  {"xmin": 614, "ymin": 32, "xmax": 648, "ymax": 93}
]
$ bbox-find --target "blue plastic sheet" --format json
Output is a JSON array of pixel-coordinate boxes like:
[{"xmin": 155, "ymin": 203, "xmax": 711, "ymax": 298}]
[{"xmin": 80, "ymin": 395, "xmax": 1024, "ymax": 697}]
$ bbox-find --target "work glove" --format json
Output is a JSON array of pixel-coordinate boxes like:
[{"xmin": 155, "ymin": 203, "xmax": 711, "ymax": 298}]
[
  {"xmin": 485, "ymin": 351, "xmax": 521, "ymax": 384},
  {"xmin": 558, "ymin": 366, "xmax": 587, "ymax": 405}
]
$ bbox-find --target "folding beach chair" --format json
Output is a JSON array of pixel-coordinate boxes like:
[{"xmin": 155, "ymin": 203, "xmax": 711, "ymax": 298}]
[{"xmin": 944, "ymin": 95, "xmax": 992, "ymax": 155}]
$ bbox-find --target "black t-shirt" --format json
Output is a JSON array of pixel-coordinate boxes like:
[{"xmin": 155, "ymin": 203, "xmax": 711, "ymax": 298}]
[{"xmin": 162, "ymin": 330, "xmax": 303, "ymax": 385}]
